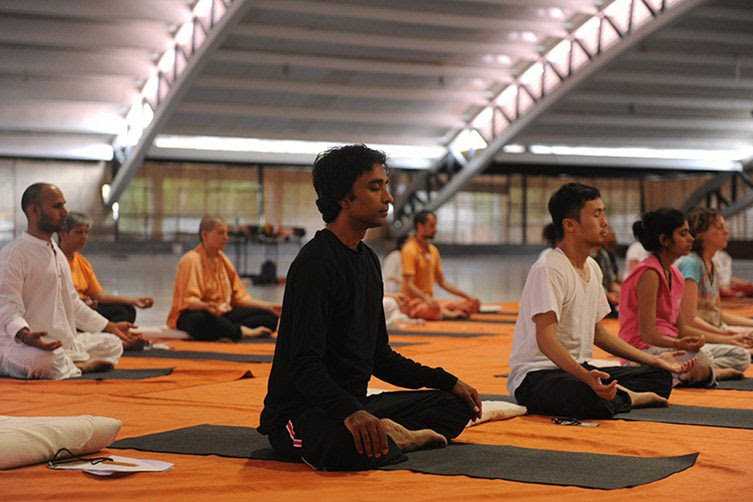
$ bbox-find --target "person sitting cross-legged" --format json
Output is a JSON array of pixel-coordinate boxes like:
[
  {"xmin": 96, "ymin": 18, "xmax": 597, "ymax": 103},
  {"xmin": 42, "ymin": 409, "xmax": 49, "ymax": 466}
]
[
  {"xmin": 166, "ymin": 216, "xmax": 280, "ymax": 341},
  {"xmin": 400, "ymin": 211, "xmax": 480, "ymax": 320},
  {"xmin": 259, "ymin": 144, "xmax": 481, "ymax": 471},
  {"xmin": 58, "ymin": 211, "xmax": 154, "ymax": 324},
  {"xmin": 0, "ymin": 183, "xmax": 137, "ymax": 379},
  {"xmin": 509, "ymin": 183, "xmax": 692, "ymax": 420}
]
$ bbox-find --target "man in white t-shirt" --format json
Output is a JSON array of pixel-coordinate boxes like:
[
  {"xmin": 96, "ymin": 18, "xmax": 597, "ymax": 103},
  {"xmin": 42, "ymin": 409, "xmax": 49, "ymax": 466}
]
[{"xmin": 508, "ymin": 183, "xmax": 689, "ymax": 419}]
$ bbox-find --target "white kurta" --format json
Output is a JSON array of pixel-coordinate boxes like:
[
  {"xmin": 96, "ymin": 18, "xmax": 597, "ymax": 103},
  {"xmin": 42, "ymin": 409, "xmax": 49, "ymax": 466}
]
[{"xmin": 0, "ymin": 233, "xmax": 121, "ymax": 379}]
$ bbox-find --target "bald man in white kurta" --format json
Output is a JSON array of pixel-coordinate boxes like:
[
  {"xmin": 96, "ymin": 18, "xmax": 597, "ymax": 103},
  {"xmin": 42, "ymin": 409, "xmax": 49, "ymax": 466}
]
[{"xmin": 0, "ymin": 233, "xmax": 122, "ymax": 379}]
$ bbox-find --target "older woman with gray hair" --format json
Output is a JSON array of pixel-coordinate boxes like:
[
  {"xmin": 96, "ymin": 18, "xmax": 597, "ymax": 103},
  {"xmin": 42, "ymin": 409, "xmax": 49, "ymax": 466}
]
[
  {"xmin": 58, "ymin": 212, "xmax": 154, "ymax": 324},
  {"xmin": 166, "ymin": 216, "xmax": 280, "ymax": 341}
]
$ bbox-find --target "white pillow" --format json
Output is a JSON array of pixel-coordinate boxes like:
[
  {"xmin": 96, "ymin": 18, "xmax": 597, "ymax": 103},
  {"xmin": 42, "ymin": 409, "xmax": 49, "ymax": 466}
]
[
  {"xmin": 0, "ymin": 415, "xmax": 122, "ymax": 470},
  {"xmin": 467, "ymin": 400, "xmax": 527, "ymax": 427}
]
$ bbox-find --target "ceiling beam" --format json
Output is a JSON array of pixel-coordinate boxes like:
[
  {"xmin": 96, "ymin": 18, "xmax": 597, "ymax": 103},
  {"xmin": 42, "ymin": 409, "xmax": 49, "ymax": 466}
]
[
  {"xmin": 0, "ymin": 46, "xmax": 153, "ymax": 79},
  {"xmin": 537, "ymin": 113, "xmax": 753, "ymax": 132},
  {"xmin": 0, "ymin": 16, "xmax": 171, "ymax": 52},
  {"xmin": 563, "ymin": 92, "xmax": 753, "ymax": 111},
  {"xmin": 623, "ymin": 50, "xmax": 753, "ymax": 68},
  {"xmin": 249, "ymin": 0, "xmax": 568, "ymax": 36},
  {"xmin": 213, "ymin": 50, "xmax": 515, "ymax": 80},
  {"xmin": 160, "ymin": 126, "xmax": 449, "ymax": 146},
  {"xmin": 457, "ymin": 0, "xmax": 598, "ymax": 11},
  {"xmin": 657, "ymin": 28, "xmax": 753, "ymax": 47},
  {"xmin": 694, "ymin": 6, "xmax": 753, "ymax": 24},
  {"xmin": 193, "ymin": 76, "xmax": 491, "ymax": 104},
  {"xmin": 491, "ymin": 152, "xmax": 740, "ymax": 172},
  {"xmin": 0, "ymin": 132, "xmax": 113, "ymax": 161},
  {"xmin": 0, "ymin": 0, "xmax": 191, "ymax": 24},
  {"xmin": 233, "ymin": 23, "xmax": 541, "ymax": 59},
  {"xmin": 178, "ymin": 102, "xmax": 465, "ymax": 128},
  {"xmin": 0, "ymin": 75, "xmax": 137, "ymax": 103},
  {"xmin": 595, "ymin": 71, "xmax": 753, "ymax": 90},
  {"xmin": 0, "ymin": 101, "xmax": 123, "ymax": 135},
  {"xmin": 509, "ymin": 134, "xmax": 753, "ymax": 151}
]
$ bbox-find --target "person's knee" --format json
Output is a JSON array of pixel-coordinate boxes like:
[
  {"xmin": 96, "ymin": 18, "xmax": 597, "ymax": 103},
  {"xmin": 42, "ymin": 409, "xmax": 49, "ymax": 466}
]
[
  {"xmin": 727, "ymin": 346, "xmax": 751, "ymax": 372},
  {"xmin": 637, "ymin": 366, "xmax": 673, "ymax": 398},
  {"xmin": 102, "ymin": 333, "xmax": 124, "ymax": 358},
  {"xmin": 25, "ymin": 349, "xmax": 69, "ymax": 380},
  {"xmin": 297, "ymin": 409, "xmax": 401, "ymax": 471},
  {"xmin": 123, "ymin": 304, "xmax": 136, "ymax": 323},
  {"xmin": 432, "ymin": 390, "xmax": 475, "ymax": 438}
]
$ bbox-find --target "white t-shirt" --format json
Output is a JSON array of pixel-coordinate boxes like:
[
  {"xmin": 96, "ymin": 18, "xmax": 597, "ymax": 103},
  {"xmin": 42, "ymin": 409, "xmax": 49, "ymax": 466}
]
[
  {"xmin": 624, "ymin": 241, "xmax": 649, "ymax": 279},
  {"xmin": 713, "ymin": 250, "xmax": 732, "ymax": 288},
  {"xmin": 382, "ymin": 249, "xmax": 402, "ymax": 294},
  {"xmin": 507, "ymin": 248, "xmax": 611, "ymax": 397}
]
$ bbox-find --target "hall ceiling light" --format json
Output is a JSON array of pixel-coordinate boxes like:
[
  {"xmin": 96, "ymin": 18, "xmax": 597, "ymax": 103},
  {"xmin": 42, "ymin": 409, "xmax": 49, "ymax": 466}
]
[
  {"xmin": 528, "ymin": 144, "xmax": 753, "ymax": 162},
  {"xmin": 153, "ymin": 135, "xmax": 447, "ymax": 169}
]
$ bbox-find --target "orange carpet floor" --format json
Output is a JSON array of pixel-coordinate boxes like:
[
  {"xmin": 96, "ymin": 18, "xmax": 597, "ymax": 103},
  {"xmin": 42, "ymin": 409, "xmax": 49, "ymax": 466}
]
[{"xmin": 2, "ymin": 301, "xmax": 753, "ymax": 501}]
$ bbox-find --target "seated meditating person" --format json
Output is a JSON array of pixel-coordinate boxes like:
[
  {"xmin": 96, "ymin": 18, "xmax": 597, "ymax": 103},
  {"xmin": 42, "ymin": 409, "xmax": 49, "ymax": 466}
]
[
  {"xmin": 509, "ymin": 183, "xmax": 690, "ymax": 420},
  {"xmin": 677, "ymin": 208, "xmax": 753, "ymax": 359},
  {"xmin": 58, "ymin": 212, "xmax": 154, "ymax": 323},
  {"xmin": 382, "ymin": 235, "xmax": 407, "ymax": 295},
  {"xmin": 624, "ymin": 227, "xmax": 649, "ymax": 279},
  {"xmin": 400, "ymin": 211, "xmax": 480, "ymax": 320},
  {"xmin": 714, "ymin": 250, "xmax": 753, "ymax": 298},
  {"xmin": 259, "ymin": 144, "xmax": 481, "ymax": 471},
  {"xmin": 167, "ymin": 216, "xmax": 280, "ymax": 341},
  {"xmin": 0, "ymin": 183, "xmax": 138, "ymax": 379},
  {"xmin": 594, "ymin": 228, "xmax": 621, "ymax": 317},
  {"xmin": 619, "ymin": 208, "xmax": 748, "ymax": 384},
  {"xmin": 537, "ymin": 222, "xmax": 558, "ymax": 260}
]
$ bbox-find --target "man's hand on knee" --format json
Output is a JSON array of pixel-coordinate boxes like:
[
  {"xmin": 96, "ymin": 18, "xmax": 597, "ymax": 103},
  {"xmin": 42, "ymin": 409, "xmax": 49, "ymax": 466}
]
[
  {"xmin": 344, "ymin": 410, "xmax": 389, "ymax": 459},
  {"xmin": 15, "ymin": 328, "xmax": 61, "ymax": 351},
  {"xmin": 105, "ymin": 321, "xmax": 145, "ymax": 349},
  {"xmin": 451, "ymin": 379, "xmax": 482, "ymax": 419}
]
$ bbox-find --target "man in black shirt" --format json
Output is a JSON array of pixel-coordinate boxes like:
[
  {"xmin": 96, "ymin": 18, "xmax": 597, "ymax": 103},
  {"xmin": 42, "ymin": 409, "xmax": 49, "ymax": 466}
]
[{"xmin": 259, "ymin": 144, "xmax": 481, "ymax": 471}]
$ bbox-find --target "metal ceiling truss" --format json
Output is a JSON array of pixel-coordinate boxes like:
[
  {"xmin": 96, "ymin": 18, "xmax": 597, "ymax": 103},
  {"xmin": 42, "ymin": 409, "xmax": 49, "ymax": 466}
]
[
  {"xmin": 106, "ymin": 0, "xmax": 254, "ymax": 207},
  {"xmin": 681, "ymin": 159, "xmax": 753, "ymax": 218},
  {"xmin": 391, "ymin": 0, "xmax": 709, "ymax": 232}
]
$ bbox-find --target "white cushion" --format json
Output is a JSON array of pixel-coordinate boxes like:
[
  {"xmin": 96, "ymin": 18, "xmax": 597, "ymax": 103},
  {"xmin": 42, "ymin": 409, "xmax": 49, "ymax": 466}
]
[
  {"xmin": 131, "ymin": 326, "xmax": 190, "ymax": 340},
  {"xmin": 467, "ymin": 400, "xmax": 527, "ymax": 427},
  {"xmin": 0, "ymin": 415, "xmax": 122, "ymax": 470}
]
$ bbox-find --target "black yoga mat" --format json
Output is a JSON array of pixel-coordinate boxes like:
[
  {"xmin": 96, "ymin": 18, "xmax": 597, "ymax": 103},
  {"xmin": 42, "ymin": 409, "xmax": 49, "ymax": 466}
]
[
  {"xmin": 615, "ymin": 404, "xmax": 753, "ymax": 429},
  {"xmin": 716, "ymin": 378, "xmax": 753, "ymax": 391},
  {"xmin": 111, "ymin": 424, "xmax": 697, "ymax": 490},
  {"xmin": 481, "ymin": 394, "xmax": 753, "ymax": 430},
  {"xmin": 72, "ymin": 367, "xmax": 174, "ymax": 380},
  {"xmin": 236, "ymin": 338, "xmax": 419, "ymax": 348},
  {"xmin": 388, "ymin": 329, "xmax": 485, "ymax": 338},
  {"xmin": 123, "ymin": 349, "xmax": 273, "ymax": 363}
]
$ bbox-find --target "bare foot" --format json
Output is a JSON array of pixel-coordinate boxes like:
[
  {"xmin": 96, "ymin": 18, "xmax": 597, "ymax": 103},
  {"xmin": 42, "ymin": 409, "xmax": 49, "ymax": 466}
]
[
  {"xmin": 241, "ymin": 326, "xmax": 273, "ymax": 339},
  {"xmin": 620, "ymin": 386, "xmax": 668, "ymax": 408},
  {"xmin": 715, "ymin": 368, "xmax": 744, "ymax": 380},
  {"xmin": 442, "ymin": 309, "xmax": 468, "ymax": 320},
  {"xmin": 379, "ymin": 418, "xmax": 447, "ymax": 452},
  {"xmin": 75, "ymin": 359, "xmax": 114, "ymax": 373}
]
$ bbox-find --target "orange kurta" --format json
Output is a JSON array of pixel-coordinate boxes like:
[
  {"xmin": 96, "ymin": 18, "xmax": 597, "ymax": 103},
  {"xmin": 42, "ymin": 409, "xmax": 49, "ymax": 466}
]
[
  {"xmin": 400, "ymin": 237, "xmax": 442, "ymax": 297},
  {"xmin": 166, "ymin": 245, "xmax": 252, "ymax": 328},
  {"xmin": 67, "ymin": 252, "xmax": 103, "ymax": 299}
]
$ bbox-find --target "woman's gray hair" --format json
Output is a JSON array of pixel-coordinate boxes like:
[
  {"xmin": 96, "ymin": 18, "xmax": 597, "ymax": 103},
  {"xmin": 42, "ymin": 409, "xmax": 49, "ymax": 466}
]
[
  {"xmin": 198, "ymin": 215, "xmax": 225, "ymax": 243},
  {"xmin": 61, "ymin": 212, "xmax": 93, "ymax": 232}
]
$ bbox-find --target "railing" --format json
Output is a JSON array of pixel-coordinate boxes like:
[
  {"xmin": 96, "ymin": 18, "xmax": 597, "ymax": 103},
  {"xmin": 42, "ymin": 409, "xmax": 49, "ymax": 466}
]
[{"xmin": 392, "ymin": 0, "xmax": 699, "ymax": 232}]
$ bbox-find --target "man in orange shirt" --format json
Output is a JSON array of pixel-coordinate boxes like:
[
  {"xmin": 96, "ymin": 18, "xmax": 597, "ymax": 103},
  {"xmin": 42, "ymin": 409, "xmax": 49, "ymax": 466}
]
[
  {"xmin": 58, "ymin": 212, "xmax": 154, "ymax": 324},
  {"xmin": 166, "ymin": 216, "xmax": 281, "ymax": 341},
  {"xmin": 400, "ymin": 211, "xmax": 480, "ymax": 320}
]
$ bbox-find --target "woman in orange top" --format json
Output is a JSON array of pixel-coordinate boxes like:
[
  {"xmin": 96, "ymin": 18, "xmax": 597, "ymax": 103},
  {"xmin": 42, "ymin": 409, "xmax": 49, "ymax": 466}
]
[
  {"xmin": 167, "ymin": 216, "xmax": 281, "ymax": 341},
  {"xmin": 58, "ymin": 212, "xmax": 154, "ymax": 324}
]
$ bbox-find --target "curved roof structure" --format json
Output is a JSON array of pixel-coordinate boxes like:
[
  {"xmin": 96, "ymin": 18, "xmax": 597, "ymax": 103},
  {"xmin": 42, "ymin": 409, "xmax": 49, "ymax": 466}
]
[{"xmin": 0, "ymin": 0, "xmax": 750, "ymax": 213}]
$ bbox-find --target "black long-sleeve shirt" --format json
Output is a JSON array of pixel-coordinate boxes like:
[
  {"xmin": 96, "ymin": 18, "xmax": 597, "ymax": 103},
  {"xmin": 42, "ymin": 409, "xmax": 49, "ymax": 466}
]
[{"xmin": 258, "ymin": 229, "xmax": 457, "ymax": 434}]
